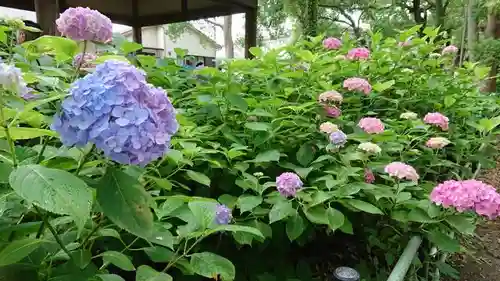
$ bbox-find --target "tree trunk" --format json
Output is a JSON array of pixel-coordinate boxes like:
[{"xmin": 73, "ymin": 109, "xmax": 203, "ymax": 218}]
[
  {"xmin": 304, "ymin": 0, "xmax": 318, "ymax": 37},
  {"xmin": 466, "ymin": 0, "xmax": 477, "ymax": 61},
  {"xmin": 223, "ymin": 15, "xmax": 234, "ymax": 59},
  {"xmin": 485, "ymin": 9, "xmax": 498, "ymax": 92}
]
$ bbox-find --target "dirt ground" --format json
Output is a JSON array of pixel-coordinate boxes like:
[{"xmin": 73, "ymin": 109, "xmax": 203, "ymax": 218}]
[{"xmin": 451, "ymin": 166, "xmax": 500, "ymax": 281}]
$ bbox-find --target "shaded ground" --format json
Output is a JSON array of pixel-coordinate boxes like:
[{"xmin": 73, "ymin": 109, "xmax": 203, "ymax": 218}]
[{"xmin": 451, "ymin": 165, "xmax": 500, "ymax": 281}]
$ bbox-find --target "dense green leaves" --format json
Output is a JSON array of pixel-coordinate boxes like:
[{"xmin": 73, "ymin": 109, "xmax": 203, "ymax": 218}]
[
  {"xmin": 9, "ymin": 165, "xmax": 92, "ymax": 230},
  {"xmin": 101, "ymin": 251, "xmax": 135, "ymax": 271},
  {"xmin": 96, "ymin": 167, "xmax": 154, "ymax": 238}
]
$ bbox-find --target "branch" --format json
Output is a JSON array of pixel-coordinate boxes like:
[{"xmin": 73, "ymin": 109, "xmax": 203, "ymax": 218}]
[
  {"xmin": 319, "ymin": 16, "xmax": 352, "ymax": 27},
  {"xmin": 203, "ymin": 19, "xmax": 223, "ymax": 29},
  {"xmin": 318, "ymin": 4, "xmax": 357, "ymax": 28}
]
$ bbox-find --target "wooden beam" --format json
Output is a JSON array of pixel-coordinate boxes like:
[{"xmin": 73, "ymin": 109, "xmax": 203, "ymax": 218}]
[
  {"xmin": 137, "ymin": 5, "xmax": 245, "ymax": 26},
  {"xmin": 2, "ymin": 0, "xmax": 34, "ymax": 11},
  {"xmin": 244, "ymin": 7, "xmax": 257, "ymax": 58},
  {"xmin": 34, "ymin": 0, "xmax": 60, "ymax": 35},
  {"xmin": 208, "ymin": 0, "xmax": 255, "ymax": 9}
]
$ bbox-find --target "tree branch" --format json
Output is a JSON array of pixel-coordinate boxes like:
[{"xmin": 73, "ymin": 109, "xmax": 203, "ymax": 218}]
[{"xmin": 203, "ymin": 19, "xmax": 223, "ymax": 29}]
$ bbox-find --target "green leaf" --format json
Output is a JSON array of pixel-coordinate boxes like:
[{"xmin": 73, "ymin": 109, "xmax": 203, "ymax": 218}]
[
  {"xmin": 0, "ymin": 238, "xmax": 44, "ymax": 266},
  {"xmin": 185, "ymin": 170, "xmax": 211, "ymax": 186},
  {"xmin": 101, "ymin": 251, "xmax": 135, "ymax": 271},
  {"xmin": 94, "ymin": 55, "xmax": 130, "ymax": 64},
  {"xmin": 445, "ymin": 215, "xmax": 476, "ymax": 235},
  {"xmin": 253, "ymin": 150, "xmax": 280, "ymax": 163},
  {"xmin": 286, "ymin": 214, "xmax": 305, "ymax": 241},
  {"xmin": 9, "ymin": 165, "xmax": 92, "ymax": 231},
  {"xmin": 157, "ymin": 197, "xmax": 185, "ymax": 219},
  {"xmin": 226, "ymin": 94, "xmax": 248, "ymax": 112},
  {"xmin": 0, "ymin": 127, "xmax": 57, "ymax": 140},
  {"xmin": 148, "ymin": 224, "xmax": 174, "ymax": 249},
  {"xmin": 296, "ymin": 144, "xmax": 314, "ymax": 167},
  {"xmin": 0, "ymin": 162, "xmax": 13, "ymax": 183},
  {"xmin": 249, "ymin": 47, "xmax": 263, "ymax": 57},
  {"xmin": 24, "ymin": 35, "xmax": 78, "ymax": 58},
  {"xmin": 372, "ymin": 80, "xmax": 395, "ymax": 92},
  {"xmin": 344, "ymin": 199, "xmax": 384, "ymax": 215},
  {"xmin": 120, "ymin": 41, "xmax": 143, "ymax": 54},
  {"xmin": 237, "ymin": 195, "xmax": 262, "ymax": 213},
  {"xmin": 96, "ymin": 167, "xmax": 154, "ymax": 238},
  {"xmin": 244, "ymin": 122, "xmax": 271, "ymax": 131},
  {"xmin": 408, "ymin": 208, "xmax": 437, "ymax": 223},
  {"xmin": 190, "ymin": 252, "xmax": 235, "ymax": 281},
  {"xmin": 444, "ymin": 96, "xmax": 456, "ymax": 107},
  {"xmin": 136, "ymin": 265, "xmax": 173, "ymax": 281},
  {"xmin": 326, "ymin": 208, "xmax": 345, "ymax": 231},
  {"xmin": 427, "ymin": 230, "xmax": 461, "ymax": 253},
  {"xmin": 339, "ymin": 218, "xmax": 353, "ymax": 234},
  {"xmin": 212, "ymin": 224, "xmax": 264, "ymax": 238},
  {"xmin": 3, "ymin": 107, "xmax": 46, "ymax": 128},
  {"xmin": 304, "ymin": 205, "xmax": 330, "ymax": 225},
  {"xmin": 436, "ymin": 261, "xmax": 460, "ymax": 279},
  {"xmin": 98, "ymin": 274, "xmax": 126, "ymax": 281},
  {"xmin": 269, "ymin": 200, "xmax": 295, "ymax": 223},
  {"xmin": 188, "ymin": 200, "xmax": 217, "ymax": 229}
]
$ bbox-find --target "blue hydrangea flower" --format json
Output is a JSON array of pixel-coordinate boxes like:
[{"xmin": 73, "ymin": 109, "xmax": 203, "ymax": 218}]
[
  {"xmin": 51, "ymin": 60, "xmax": 178, "ymax": 166},
  {"xmin": 215, "ymin": 204, "xmax": 232, "ymax": 225},
  {"xmin": 329, "ymin": 130, "xmax": 347, "ymax": 147}
]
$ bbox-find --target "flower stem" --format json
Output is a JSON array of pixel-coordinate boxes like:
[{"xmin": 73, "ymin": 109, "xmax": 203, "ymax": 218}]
[
  {"xmin": 163, "ymin": 235, "xmax": 205, "ymax": 272},
  {"xmin": 0, "ymin": 106, "xmax": 17, "ymax": 167},
  {"xmin": 34, "ymin": 205, "xmax": 74, "ymax": 262},
  {"xmin": 75, "ymin": 145, "xmax": 95, "ymax": 175}
]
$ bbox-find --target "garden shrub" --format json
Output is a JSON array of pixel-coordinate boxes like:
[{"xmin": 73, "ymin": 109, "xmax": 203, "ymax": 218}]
[{"xmin": 0, "ymin": 11, "xmax": 500, "ymax": 281}]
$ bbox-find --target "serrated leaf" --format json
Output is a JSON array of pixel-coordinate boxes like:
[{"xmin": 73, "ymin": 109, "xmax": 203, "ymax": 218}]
[
  {"xmin": 445, "ymin": 215, "xmax": 476, "ymax": 235},
  {"xmin": 188, "ymin": 200, "xmax": 217, "ymax": 229},
  {"xmin": 190, "ymin": 252, "xmax": 235, "ymax": 281},
  {"xmin": 186, "ymin": 170, "xmax": 211, "ymax": 186},
  {"xmin": 157, "ymin": 197, "xmax": 185, "ymax": 219},
  {"xmin": 296, "ymin": 144, "xmax": 314, "ymax": 167},
  {"xmin": 0, "ymin": 127, "xmax": 57, "ymax": 140},
  {"xmin": 427, "ymin": 230, "xmax": 461, "ymax": 253},
  {"xmin": 244, "ymin": 122, "xmax": 271, "ymax": 131},
  {"xmin": 286, "ymin": 214, "xmax": 305, "ymax": 241},
  {"xmin": 372, "ymin": 80, "xmax": 395, "ymax": 92},
  {"xmin": 96, "ymin": 167, "xmax": 154, "ymax": 238},
  {"xmin": 0, "ymin": 238, "xmax": 44, "ymax": 266},
  {"xmin": 9, "ymin": 165, "xmax": 92, "ymax": 231},
  {"xmin": 237, "ymin": 195, "xmax": 262, "ymax": 213},
  {"xmin": 269, "ymin": 200, "xmax": 295, "ymax": 223},
  {"xmin": 136, "ymin": 265, "xmax": 173, "ymax": 281},
  {"xmin": 344, "ymin": 199, "xmax": 383, "ymax": 214},
  {"xmin": 226, "ymin": 94, "xmax": 248, "ymax": 112},
  {"xmin": 253, "ymin": 150, "xmax": 280, "ymax": 163},
  {"xmin": 326, "ymin": 208, "xmax": 345, "ymax": 231},
  {"xmin": 101, "ymin": 251, "xmax": 135, "ymax": 271}
]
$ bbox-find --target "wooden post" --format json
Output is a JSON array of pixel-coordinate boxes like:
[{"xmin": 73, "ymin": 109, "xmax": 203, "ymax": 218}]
[
  {"xmin": 34, "ymin": 0, "xmax": 60, "ymax": 35},
  {"xmin": 131, "ymin": 0, "xmax": 142, "ymax": 44},
  {"xmin": 244, "ymin": 7, "xmax": 257, "ymax": 58}
]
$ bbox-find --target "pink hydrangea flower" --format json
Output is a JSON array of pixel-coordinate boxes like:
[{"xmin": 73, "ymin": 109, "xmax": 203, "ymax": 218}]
[
  {"xmin": 384, "ymin": 162, "xmax": 419, "ymax": 181},
  {"xmin": 323, "ymin": 37, "xmax": 342, "ymax": 50},
  {"xmin": 56, "ymin": 7, "xmax": 113, "ymax": 43},
  {"xmin": 365, "ymin": 168, "xmax": 375, "ymax": 183},
  {"xmin": 431, "ymin": 179, "xmax": 500, "ymax": 219},
  {"xmin": 346, "ymin": 47, "xmax": 370, "ymax": 60},
  {"xmin": 325, "ymin": 106, "xmax": 342, "ymax": 118},
  {"xmin": 358, "ymin": 117, "xmax": 384, "ymax": 134},
  {"xmin": 423, "ymin": 112, "xmax": 449, "ymax": 131},
  {"xmin": 318, "ymin": 90, "xmax": 343, "ymax": 104},
  {"xmin": 426, "ymin": 137, "xmax": 450, "ymax": 149},
  {"xmin": 442, "ymin": 45, "xmax": 458, "ymax": 55},
  {"xmin": 343, "ymin": 77, "xmax": 371, "ymax": 95},
  {"xmin": 276, "ymin": 172, "xmax": 303, "ymax": 198}
]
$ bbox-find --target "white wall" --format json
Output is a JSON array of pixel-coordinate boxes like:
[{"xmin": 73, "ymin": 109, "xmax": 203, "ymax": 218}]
[{"xmin": 124, "ymin": 26, "xmax": 216, "ymax": 58}]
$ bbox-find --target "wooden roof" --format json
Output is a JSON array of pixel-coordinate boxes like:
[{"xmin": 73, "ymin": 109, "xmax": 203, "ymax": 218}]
[{"xmin": 2, "ymin": 0, "xmax": 257, "ymax": 26}]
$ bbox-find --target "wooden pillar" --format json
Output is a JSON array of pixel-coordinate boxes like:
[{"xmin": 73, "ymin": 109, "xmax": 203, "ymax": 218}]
[
  {"xmin": 244, "ymin": 7, "xmax": 257, "ymax": 58},
  {"xmin": 34, "ymin": 0, "xmax": 60, "ymax": 35},
  {"xmin": 132, "ymin": 26, "xmax": 142, "ymax": 44}
]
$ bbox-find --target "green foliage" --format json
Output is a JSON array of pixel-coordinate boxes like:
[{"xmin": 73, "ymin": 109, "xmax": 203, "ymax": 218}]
[{"xmin": 0, "ymin": 20, "xmax": 499, "ymax": 281}]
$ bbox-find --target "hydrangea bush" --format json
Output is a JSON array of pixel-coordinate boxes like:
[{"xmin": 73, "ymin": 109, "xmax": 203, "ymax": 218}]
[{"xmin": 0, "ymin": 13, "xmax": 499, "ymax": 281}]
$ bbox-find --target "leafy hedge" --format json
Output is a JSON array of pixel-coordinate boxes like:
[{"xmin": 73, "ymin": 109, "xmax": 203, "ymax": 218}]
[{"xmin": 0, "ymin": 20, "xmax": 499, "ymax": 281}]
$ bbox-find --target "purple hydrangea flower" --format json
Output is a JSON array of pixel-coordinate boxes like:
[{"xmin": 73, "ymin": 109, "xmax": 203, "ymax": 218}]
[
  {"xmin": 215, "ymin": 204, "xmax": 232, "ymax": 225},
  {"xmin": 56, "ymin": 7, "xmax": 113, "ymax": 43},
  {"xmin": 276, "ymin": 172, "xmax": 303, "ymax": 198},
  {"xmin": 329, "ymin": 130, "xmax": 347, "ymax": 147},
  {"xmin": 20, "ymin": 88, "xmax": 40, "ymax": 100},
  {"xmin": 73, "ymin": 53, "xmax": 97, "ymax": 69},
  {"xmin": 51, "ymin": 60, "xmax": 179, "ymax": 166},
  {"xmin": 0, "ymin": 62, "xmax": 28, "ymax": 95}
]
